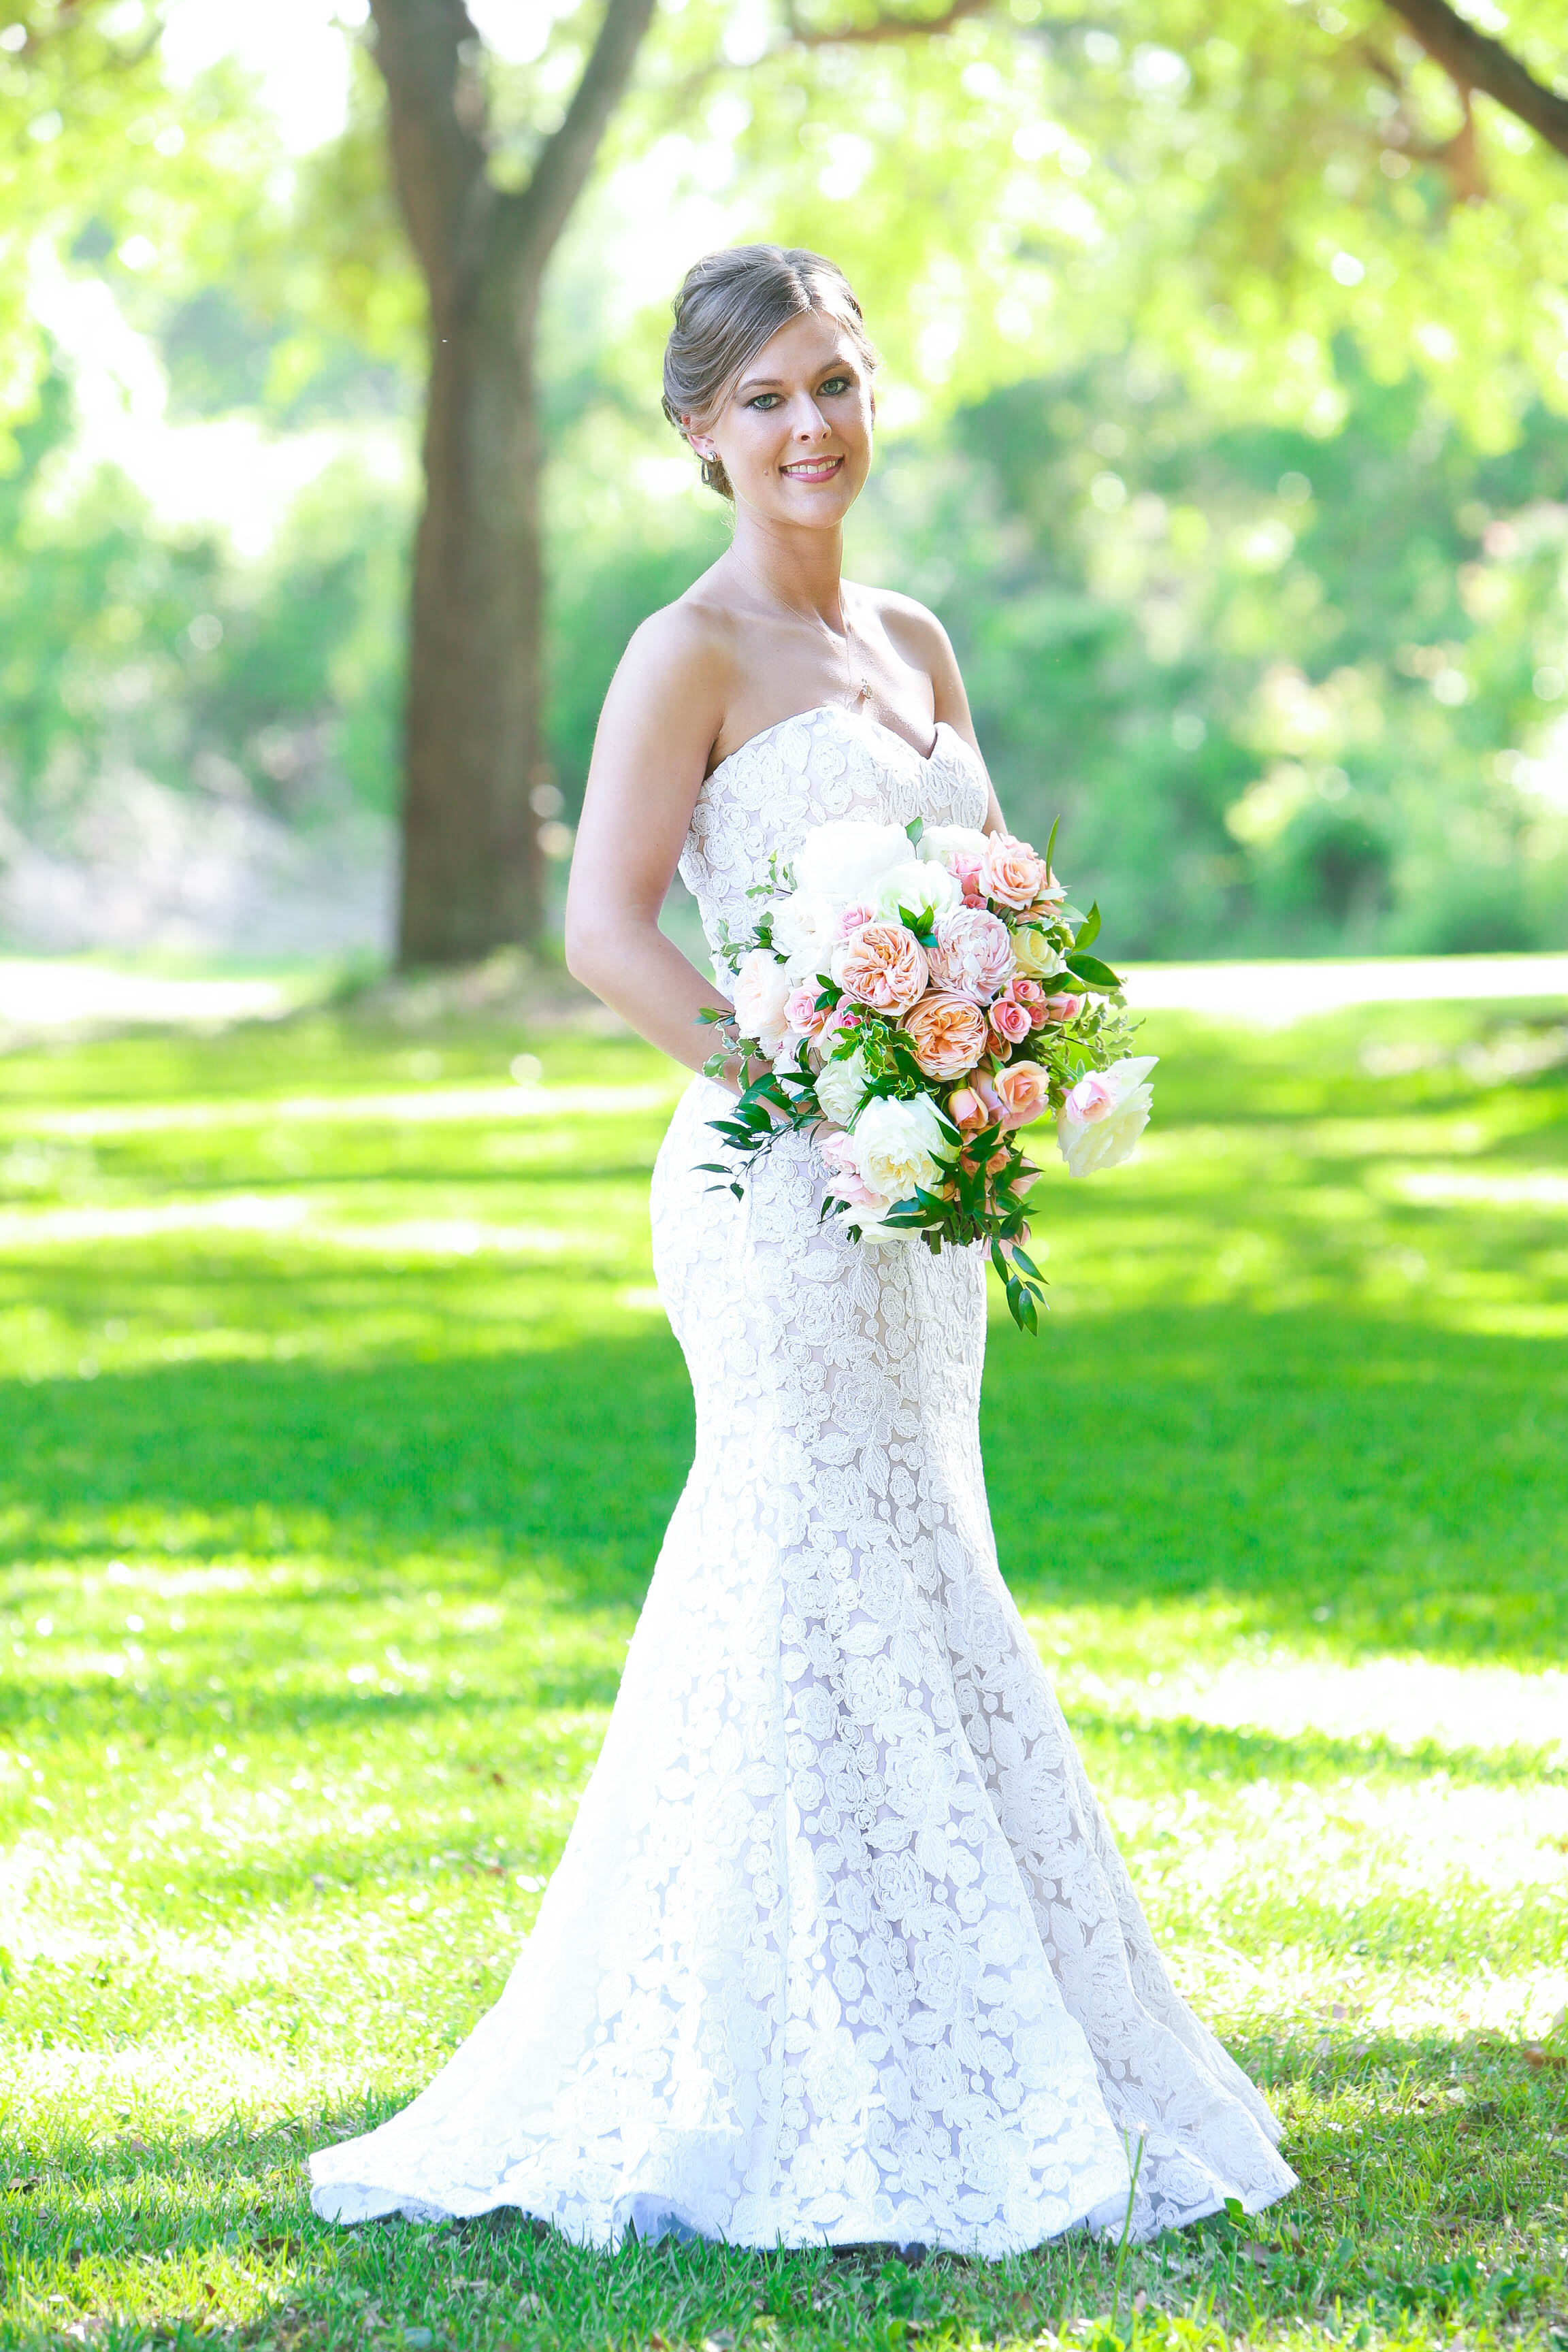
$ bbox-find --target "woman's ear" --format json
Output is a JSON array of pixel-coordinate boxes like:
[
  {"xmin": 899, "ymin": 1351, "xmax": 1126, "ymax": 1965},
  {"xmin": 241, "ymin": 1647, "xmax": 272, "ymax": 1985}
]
[{"xmin": 682, "ymin": 415, "xmax": 717, "ymax": 459}]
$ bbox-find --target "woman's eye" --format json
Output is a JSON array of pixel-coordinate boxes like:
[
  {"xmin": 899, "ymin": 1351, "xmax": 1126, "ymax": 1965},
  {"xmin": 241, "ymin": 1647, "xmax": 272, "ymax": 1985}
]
[
  {"xmin": 749, "ymin": 393, "xmax": 781, "ymax": 410},
  {"xmin": 819, "ymin": 376, "xmax": 852, "ymax": 395}
]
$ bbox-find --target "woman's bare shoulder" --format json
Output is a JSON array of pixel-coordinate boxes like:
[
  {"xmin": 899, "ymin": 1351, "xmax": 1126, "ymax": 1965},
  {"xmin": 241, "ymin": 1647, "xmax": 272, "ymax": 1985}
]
[
  {"xmin": 594, "ymin": 566, "xmax": 742, "ymax": 781},
  {"xmin": 861, "ymin": 583, "xmax": 975, "ymax": 742},
  {"xmin": 621, "ymin": 567, "xmax": 742, "ymax": 690},
  {"xmin": 863, "ymin": 583, "xmax": 957, "ymax": 668}
]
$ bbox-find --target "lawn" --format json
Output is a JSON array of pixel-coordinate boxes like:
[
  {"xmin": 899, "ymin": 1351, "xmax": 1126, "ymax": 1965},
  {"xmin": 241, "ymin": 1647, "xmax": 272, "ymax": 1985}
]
[{"xmin": 1, "ymin": 986, "xmax": 1565, "ymax": 2352}]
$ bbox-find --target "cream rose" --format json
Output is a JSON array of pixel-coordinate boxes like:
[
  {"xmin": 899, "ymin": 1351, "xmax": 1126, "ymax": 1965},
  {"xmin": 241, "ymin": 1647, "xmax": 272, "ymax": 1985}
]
[
  {"xmin": 796, "ymin": 819, "xmax": 913, "ymax": 902},
  {"xmin": 850, "ymin": 1092, "xmax": 953, "ymax": 1205},
  {"xmin": 815, "ymin": 1048, "xmax": 869, "ymax": 1126},
  {"xmin": 1058, "ymin": 1055, "xmax": 1158, "ymax": 1177},
  {"xmin": 981, "ymin": 832, "xmax": 1051, "ymax": 911},
  {"xmin": 731, "ymin": 949, "xmax": 791, "ymax": 1056},
  {"xmin": 902, "ymin": 990, "xmax": 990, "ymax": 1081},
  {"xmin": 1010, "ymin": 925, "xmax": 1068, "ymax": 981},
  {"xmin": 830, "ymin": 921, "xmax": 930, "ymax": 1015},
  {"xmin": 926, "ymin": 906, "xmax": 1015, "ymax": 1001}
]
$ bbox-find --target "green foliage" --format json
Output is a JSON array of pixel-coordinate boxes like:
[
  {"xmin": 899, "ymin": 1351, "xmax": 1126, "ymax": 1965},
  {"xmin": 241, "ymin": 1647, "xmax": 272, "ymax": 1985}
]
[
  {"xmin": 0, "ymin": 373, "xmax": 408, "ymax": 826},
  {"xmin": 924, "ymin": 355, "xmax": 1568, "ymax": 955},
  {"xmin": 0, "ymin": 993, "xmax": 1564, "ymax": 2343}
]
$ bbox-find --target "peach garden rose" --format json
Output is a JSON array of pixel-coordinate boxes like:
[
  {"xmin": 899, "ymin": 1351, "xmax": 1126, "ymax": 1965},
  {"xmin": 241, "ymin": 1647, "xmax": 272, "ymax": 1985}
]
[
  {"xmin": 830, "ymin": 921, "xmax": 930, "ymax": 1016},
  {"xmin": 902, "ymin": 990, "xmax": 990, "ymax": 1080}
]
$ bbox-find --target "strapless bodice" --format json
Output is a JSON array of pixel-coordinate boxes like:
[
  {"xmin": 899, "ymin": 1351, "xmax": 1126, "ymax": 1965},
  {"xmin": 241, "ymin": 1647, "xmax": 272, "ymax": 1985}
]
[{"xmin": 679, "ymin": 704, "xmax": 990, "ymax": 985}]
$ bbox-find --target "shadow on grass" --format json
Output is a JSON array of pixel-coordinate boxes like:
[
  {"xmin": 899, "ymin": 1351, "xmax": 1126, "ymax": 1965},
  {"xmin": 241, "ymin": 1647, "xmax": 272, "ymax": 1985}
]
[
  {"xmin": 12, "ymin": 1299, "xmax": 1568, "ymax": 1656},
  {"xmin": 2, "ymin": 2028, "xmax": 1563, "ymax": 2350},
  {"xmin": 6, "ymin": 1305, "xmax": 1567, "ymax": 1667}
]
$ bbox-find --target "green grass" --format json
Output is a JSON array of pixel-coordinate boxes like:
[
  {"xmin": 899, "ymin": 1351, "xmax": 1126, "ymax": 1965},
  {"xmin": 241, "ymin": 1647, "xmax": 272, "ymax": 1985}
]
[{"xmin": 1, "ymin": 992, "xmax": 1566, "ymax": 2352}]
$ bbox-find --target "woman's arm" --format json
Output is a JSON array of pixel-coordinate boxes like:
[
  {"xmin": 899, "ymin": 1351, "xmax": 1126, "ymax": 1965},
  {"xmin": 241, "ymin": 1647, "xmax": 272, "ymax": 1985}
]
[{"xmin": 564, "ymin": 608, "xmax": 756, "ymax": 1090}]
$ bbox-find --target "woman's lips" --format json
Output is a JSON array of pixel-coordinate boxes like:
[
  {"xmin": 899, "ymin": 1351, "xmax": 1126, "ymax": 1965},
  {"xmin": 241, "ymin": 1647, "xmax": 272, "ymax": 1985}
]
[{"xmin": 779, "ymin": 455, "xmax": 845, "ymax": 483}]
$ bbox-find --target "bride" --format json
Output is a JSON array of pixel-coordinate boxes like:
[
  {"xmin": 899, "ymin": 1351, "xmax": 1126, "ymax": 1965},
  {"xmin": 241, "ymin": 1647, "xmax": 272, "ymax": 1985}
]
[{"xmin": 310, "ymin": 244, "xmax": 1296, "ymax": 2255}]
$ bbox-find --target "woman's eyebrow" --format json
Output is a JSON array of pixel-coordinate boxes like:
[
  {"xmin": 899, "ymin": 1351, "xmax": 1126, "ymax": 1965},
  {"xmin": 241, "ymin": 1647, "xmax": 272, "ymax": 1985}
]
[{"xmin": 735, "ymin": 357, "xmax": 858, "ymax": 396}]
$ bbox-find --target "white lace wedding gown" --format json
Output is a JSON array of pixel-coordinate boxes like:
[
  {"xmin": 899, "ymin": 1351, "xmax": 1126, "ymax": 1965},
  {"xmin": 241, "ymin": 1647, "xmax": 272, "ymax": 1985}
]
[{"xmin": 310, "ymin": 704, "xmax": 1296, "ymax": 2254}]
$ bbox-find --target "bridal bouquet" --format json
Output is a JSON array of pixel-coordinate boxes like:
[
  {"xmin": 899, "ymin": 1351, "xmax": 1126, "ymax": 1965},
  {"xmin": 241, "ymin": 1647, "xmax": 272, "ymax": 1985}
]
[{"xmin": 699, "ymin": 815, "xmax": 1155, "ymax": 1332}]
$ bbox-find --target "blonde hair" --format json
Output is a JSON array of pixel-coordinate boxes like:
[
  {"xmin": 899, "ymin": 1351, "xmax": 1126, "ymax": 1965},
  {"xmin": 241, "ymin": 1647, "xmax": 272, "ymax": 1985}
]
[{"xmin": 662, "ymin": 244, "xmax": 878, "ymax": 499}]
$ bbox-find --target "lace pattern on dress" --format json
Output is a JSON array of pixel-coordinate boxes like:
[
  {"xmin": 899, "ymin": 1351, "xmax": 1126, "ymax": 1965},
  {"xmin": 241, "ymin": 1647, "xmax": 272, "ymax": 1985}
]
[{"xmin": 309, "ymin": 704, "xmax": 1296, "ymax": 2253}]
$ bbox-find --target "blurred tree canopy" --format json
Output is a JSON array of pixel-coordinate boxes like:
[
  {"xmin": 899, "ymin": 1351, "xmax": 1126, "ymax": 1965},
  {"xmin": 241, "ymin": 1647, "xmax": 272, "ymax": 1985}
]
[{"xmin": 0, "ymin": 0, "xmax": 1565, "ymax": 961}]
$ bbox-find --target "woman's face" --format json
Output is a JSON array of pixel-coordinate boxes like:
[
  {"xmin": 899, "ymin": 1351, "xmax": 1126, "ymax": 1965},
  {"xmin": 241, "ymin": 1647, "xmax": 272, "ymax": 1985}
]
[{"xmin": 690, "ymin": 309, "xmax": 874, "ymax": 527}]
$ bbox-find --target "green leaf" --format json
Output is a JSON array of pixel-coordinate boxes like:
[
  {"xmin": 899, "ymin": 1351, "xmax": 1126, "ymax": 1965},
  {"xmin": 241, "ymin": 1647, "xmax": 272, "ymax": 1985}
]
[
  {"xmin": 1043, "ymin": 815, "xmax": 1060, "ymax": 879},
  {"xmin": 1064, "ymin": 951, "xmax": 1123, "ymax": 992},
  {"xmin": 1075, "ymin": 901, "xmax": 1101, "ymax": 952},
  {"xmin": 905, "ymin": 815, "xmax": 924, "ymax": 846}
]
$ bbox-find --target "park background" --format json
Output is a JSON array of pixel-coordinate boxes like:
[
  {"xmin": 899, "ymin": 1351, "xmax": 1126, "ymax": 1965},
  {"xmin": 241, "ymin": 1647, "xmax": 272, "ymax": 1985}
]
[{"xmin": 2, "ymin": 1, "xmax": 1567, "ymax": 2349}]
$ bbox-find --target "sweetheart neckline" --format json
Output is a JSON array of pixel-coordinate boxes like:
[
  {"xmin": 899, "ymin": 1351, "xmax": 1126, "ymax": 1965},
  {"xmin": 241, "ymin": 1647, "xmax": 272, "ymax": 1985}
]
[{"xmin": 705, "ymin": 702, "xmax": 972, "ymax": 784}]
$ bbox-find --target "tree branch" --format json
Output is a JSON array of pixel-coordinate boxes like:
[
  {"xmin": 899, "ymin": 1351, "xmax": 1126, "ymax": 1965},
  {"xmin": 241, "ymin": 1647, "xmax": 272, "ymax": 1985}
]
[
  {"xmin": 367, "ymin": 0, "xmax": 489, "ymax": 302},
  {"xmin": 1378, "ymin": 0, "xmax": 1568, "ymax": 162},
  {"xmin": 504, "ymin": 0, "xmax": 661, "ymax": 280},
  {"xmin": 784, "ymin": 0, "xmax": 990, "ymax": 46}
]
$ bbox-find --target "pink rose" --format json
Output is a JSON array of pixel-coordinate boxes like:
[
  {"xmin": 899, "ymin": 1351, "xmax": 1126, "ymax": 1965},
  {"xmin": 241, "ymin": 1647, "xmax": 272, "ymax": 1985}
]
[
  {"xmin": 732, "ymin": 948, "xmax": 791, "ymax": 1056},
  {"xmin": 926, "ymin": 906, "xmax": 1014, "ymax": 1002},
  {"xmin": 1009, "ymin": 978, "xmax": 1049, "ymax": 1030},
  {"xmin": 947, "ymin": 1085, "xmax": 985, "ymax": 1133},
  {"xmin": 902, "ymin": 990, "xmax": 989, "ymax": 1081},
  {"xmin": 830, "ymin": 921, "xmax": 930, "ymax": 1016},
  {"xmin": 1064, "ymin": 1070, "xmax": 1116, "ymax": 1122},
  {"xmin": 835, "ymin": 900, "xmax": 877, "ymax": 941},
  {"xmin": 994, "ymin": 1060, "xmax": 1053, "ymax": 1128},
  {"xmin": 784, "ymin": 985, "xmax": 828, "ymax": 1036},
  {"xmin": 989, "ymin": 997, "xmax": 1031, "ymax": 1047},
  {"xmin": 819, "ymin": 1003, "xmax": 862, "ymax": 1043},
  {"xmin": 980, "ymin": 833, "xmax": 1050, "ymax": 911},
  {"xmin": 817, "ymin": 1128, "xmax": 882, "ymax": 1209},
  {"xmin": 1041, "ymin": 992, "xmax": 1085, "ymax": 1026}
]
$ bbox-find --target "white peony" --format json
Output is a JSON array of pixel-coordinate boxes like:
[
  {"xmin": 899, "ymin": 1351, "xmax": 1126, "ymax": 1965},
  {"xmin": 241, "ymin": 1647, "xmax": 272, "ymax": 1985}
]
[
  {"xmin": 815, "ymin": 1047, "xmax": 869, "ymax": 1126},
  {"xmin": 917, "ymin": 823, "xmax": 989, "ymax": 876},
  {"xmin": 771, "ymin": 887, "xmax": 842, "ymax": 979},
  {"xmin": 796, "ymin": 819, "xmax": 913, "ymax": 902},
  {"xmin": 871, "ymin": 860, "xmax": 962, "ymax": 928},
  {"xmin": 731, "ymin": 948, "xmax": 792, "ymax": 1057},
  {"xmin": 850, "ymin": 1092, "xmax": 953, "ymax": 1205},
  {"xmin": 1057, "ymin": 1055, "xmax": 1158, "ymax": 1178}
]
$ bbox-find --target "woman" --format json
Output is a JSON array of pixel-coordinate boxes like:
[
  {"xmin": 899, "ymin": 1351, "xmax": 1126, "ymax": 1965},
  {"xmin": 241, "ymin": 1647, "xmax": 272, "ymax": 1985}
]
[{"xmin": 310, "ymin": 244, "xmax": 1295, "ymax": 2255}]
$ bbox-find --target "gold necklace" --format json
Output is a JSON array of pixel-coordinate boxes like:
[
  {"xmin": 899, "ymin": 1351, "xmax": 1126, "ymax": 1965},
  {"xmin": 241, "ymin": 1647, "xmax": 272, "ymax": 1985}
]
[{"xmin": 839, "ymin": 591, "xmax": 875, "ymax": 711}]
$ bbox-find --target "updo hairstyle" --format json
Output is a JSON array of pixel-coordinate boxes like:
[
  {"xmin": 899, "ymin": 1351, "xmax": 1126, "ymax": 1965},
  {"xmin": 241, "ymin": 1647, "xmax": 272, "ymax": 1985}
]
[{"xmin": 662, "ymin": 244, "xmax": 879, "ymax": 500}]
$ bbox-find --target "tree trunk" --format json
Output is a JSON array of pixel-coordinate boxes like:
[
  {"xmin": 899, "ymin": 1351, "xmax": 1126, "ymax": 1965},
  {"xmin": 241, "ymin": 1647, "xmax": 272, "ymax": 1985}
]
[
  {"xmin": 370, "ymin": 0, "xmax": 659, "ymax": 967},
  {"xmin": 400, "ymin": 268, "xmax": 544, "ymax": 962}
]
